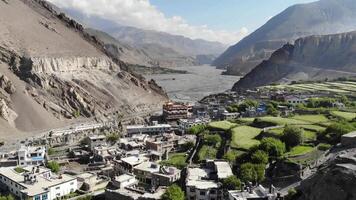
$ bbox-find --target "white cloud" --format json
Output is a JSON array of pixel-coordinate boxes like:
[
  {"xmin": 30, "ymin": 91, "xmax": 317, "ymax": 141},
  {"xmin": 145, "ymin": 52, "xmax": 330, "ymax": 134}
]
[{"xmin": 48, "ymin": 0, "xmax": 248, "ymax": 44}]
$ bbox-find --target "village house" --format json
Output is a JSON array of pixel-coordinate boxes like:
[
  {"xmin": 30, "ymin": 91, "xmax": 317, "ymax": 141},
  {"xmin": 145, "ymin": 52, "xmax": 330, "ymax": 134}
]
[
  {"xmin": 17, "ymin": 146, "xmax": 46, "ymax": 167},
  {"xmin": 185, "ymin": 160, "xmax": 233, "ymax": 200},
  {"xmin": 228, "ymin": 185, "xmax": 280, "ymax": 200},
  {"xmin": 114, "ymin": 155, "xmax": 149, "ymax": 174},
  {"xmin": 88, "ymin": 135, "xmax": 107, "ymax": 151},
  {"xmin": 178, "ymin": 118, "xmax": 210, "ymax": 134},
  {"xmin": 126, "ymin": 121, "xmax": 172, "ymax": 135},
  {"xmin": 0, "ymin": 166, "xmax": 77, "ymax": 200},
  {"xmin": 163, "ymin": 102, "xmax": 191, "ymax": 121},
  {"xmin": 133, "ymin": 161, "xmax": 181, "ymax": 188}
]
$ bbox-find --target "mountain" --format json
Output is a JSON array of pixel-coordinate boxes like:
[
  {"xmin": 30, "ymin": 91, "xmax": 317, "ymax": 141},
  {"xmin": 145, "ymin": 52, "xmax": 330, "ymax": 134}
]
[
  {"xmin": 104, "ymin": 25, "xmax": 226, "ymax": 56},
  {"xmin": 213, "ymin": 0, "xmax": 356, "ymax": 75},
  {"xmin": 0, "ymin": 0, "xmax": 167, "ymax": 139},
  {"xmin": 296, "ymin": 147, "xmax": 356, "ymax": 200},
  {"xmin": 232, "ymin": 31, "xmax": 356, "ymax": 90},
  {"xmin": 55, "ymin": 9, "xmax": 227, "ymax": 67}
]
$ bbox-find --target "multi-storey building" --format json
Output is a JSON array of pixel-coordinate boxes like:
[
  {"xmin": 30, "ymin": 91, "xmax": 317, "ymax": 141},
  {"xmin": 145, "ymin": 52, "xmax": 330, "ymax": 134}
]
[
  {"xmin": 0, "ymin": 166, "xmax": 77, "ymax": 200},
  {"xmin": 17, "ymin": 146, "xmax": 46, "ymax": 167},
  {"xmin": 163, "ymin": 102, "xmax": 191, "ymax": 121}
]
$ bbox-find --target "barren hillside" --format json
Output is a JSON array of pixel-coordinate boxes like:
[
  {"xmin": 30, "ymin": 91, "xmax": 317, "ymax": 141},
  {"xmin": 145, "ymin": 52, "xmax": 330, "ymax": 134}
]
[{"xmin": 0, "ymin": 0, "xmax": 167, "ymax": 140}]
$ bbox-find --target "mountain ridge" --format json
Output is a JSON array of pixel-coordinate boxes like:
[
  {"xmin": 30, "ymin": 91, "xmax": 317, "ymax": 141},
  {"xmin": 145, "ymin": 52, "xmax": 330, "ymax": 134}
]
[
  {"xmin": 213, "ymin": 0, "xmax": 356, "ymax": 75},
  {"xmin": 232, "ymin": 31, "xmax": 356, "ymax": 90}
]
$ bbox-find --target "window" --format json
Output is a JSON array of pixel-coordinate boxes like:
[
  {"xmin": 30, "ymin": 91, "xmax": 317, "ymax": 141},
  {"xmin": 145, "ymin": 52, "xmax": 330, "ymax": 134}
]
[
  {"xmin": 20, "ymin": 157, "xmax": 25, "ymax": 160},
  {"xmin": 199, "ymin": 191, "xmax": 205, "ymax": 195},
  {"xmin": 70, "ymin": 182, "xmax": 74, "ymax": 185},
  {"xmin": 34, "ymin": 195, "xmax": 40, "ymax": 200},
  {"xmin": 210, "ymin": 190, "xmax": 216, "ymax": 194},
  {"xmin": 56, "ymin": 186, "xmax": 60, "ymax": 190},
  {"xmin": 42, "ymin": 193, "xmax": 48, "ymax": 200},
  {"xmin": 190, "ymin": 187, "xmax": 195, "ymax": 192}
]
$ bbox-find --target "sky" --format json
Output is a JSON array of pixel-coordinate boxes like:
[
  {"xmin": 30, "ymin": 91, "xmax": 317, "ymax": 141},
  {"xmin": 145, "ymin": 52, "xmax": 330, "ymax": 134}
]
[{"xmin": 48, "ymin": 0, "xmax": 317, "ymax": 45}]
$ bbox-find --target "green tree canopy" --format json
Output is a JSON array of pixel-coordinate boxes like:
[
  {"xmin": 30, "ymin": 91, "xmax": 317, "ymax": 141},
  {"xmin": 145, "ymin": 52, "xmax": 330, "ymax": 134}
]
[
  {"xmin": 251, "ymin": 150, "xmax": 269, "ymax": 165},
  {"xmin": 259, "ymin": 137, "xmax": 286, "ymax": 158},
  {"xmin": 188, "ymin": 124, "xmax": 206, "ymax": 135},
  {"xmin": 106, "ymin": 133, "xmax": 120, "ymax": 144},
  {"xmin": 223, "ymin": 176, "xmax": 241, "ymax": 190},
  {"xmin": 47, "ymin": 161, "xmax": 60, "ymax": 173},
  {"xmin": 282, "ymin": 126, "xmax": 304, "ymax": 148},
  {"xmin": 203, "ymin": 134, "xmax": 222, "ymax": 148},
  {"xmin": 162, "ymin": 184, "xmax": 184, "ymax": 200}
]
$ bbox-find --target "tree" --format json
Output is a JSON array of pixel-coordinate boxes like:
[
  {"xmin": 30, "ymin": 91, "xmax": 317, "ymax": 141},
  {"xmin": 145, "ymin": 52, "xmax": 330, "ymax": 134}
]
[
  {"xmin": 266, "ymin": 103, "xmax": 279, "ymax": 117},
  {"xmin": 282, "ymin": 126, "xmax": 303, "ymax": 148},
  {"xmin": 259, "ymin": 137, "xmax": 286, "ymax": 158},
  {"xmin": 223, "ymin": 151, "xmax": 238, "ymax": 163},
  {"xmin": 181, "ymin": 141, "xmax": 195, "ymax": 151},
  {"xmin": 188, "ymin": 124, "xmax": 206, "ymax": 135},
  {"xmin": 251, "ymin": 150, "xmax": 269, "ymax": 165},
  {"xmin": 240, "ymin": 163, "xmax": 266, "ymax": 183},
  {"xmin": 204, "ymin": 134, "xmax": 222, "ymax": 148},
  {"xmin": 47, "ymin": 161, "xmax": 60, "ymax": 173},
  {"xmin": 162, "ymin": 184, "xmax": 184, "ymax": 200},
  {"xmin": 240, "ymin": 163, "xmax": 256, "ymax": 183},
  {"xmin": 47, "ymin": 147, "xmax": 55, "ymax": 156},
  {"xmin": 106, "ymin": 133, "xmax": 120, "ymax": 144},
  {"xmin": 319, "ymin": 122, "xmax": 355, "ymax": 144},
  {"xmin": 223, "ymin": 176, "xmax": 241, "ymax": 190}
]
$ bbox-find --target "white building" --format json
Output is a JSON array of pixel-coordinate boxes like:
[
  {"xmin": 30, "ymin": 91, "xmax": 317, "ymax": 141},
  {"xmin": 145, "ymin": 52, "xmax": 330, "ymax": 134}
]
[
  {"xmin": 88, "ymin": 135, "xmax": 107, "ymax": 150},
  {"xmin": 0, "ymin": 166, "xmax": 77, "ymax": 200},
  {"xmin": 112, "ymin": 174, "xmax": 138, "ymax": 189},
  {"xmin": 186, "ymin": 167, "xmax": 222, "ymax": 200},
  {"xmin": 228, "ymin": 185, "xmax": 278, "ymax": 200},
  {"xmin": 126, "ymin": 122, "xmax": 171, "ymax": 135},
  {"xmin": 178, "ymin": 118, "xmax": 210, "ymax": 134},
  {"xmin": 285, "ymin": 95, "xmax": 308, "ymax": 105},
  {"xmin": 17, "ymin": 146, "xmax": 46, "ymax": 166}
]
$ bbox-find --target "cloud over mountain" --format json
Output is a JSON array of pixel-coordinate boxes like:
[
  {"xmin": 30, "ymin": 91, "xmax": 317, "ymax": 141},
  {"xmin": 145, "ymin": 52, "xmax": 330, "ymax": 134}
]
[{"xmin": 48, "ymin": 0, "xmax": 248, "ymax": 44}]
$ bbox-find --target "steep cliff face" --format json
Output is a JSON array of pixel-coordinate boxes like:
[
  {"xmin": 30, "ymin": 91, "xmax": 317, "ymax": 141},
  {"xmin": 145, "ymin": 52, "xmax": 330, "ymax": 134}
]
[
  {"xmin": 233, "ymin": 31, "xmax": 356, "ymax": 90},
  {"xmin": 214, "ymin": 0, "xmax": 356, "ymax": 75},
  {"xmin": 297, "ymin": 147, "xmax": 356, "ymax": 200},
  {"xmin": 0, "ymin": 0, "xmax": 167, "ymax": 136}
]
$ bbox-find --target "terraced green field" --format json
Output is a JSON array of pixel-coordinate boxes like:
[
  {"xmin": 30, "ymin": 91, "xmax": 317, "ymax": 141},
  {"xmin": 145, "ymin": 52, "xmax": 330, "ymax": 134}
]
[
  {"xmin": 331, "ymin": 111, "xmax": 356, "ymax": 121},
  {"xmin": 291, "ymin": 115, "xmax": 329, "ymax": 123},
  {"xmin": 209, "ymin": 121, "xmax": 236, "ymax": 131},
  {"xmin": 231, "ymin": 126, "xmax": 262, "ymax": 150},
  {"xmin": 258, "ymin": 116, "xmax": 309, "ymax": 125},
  {"xmin": 261, "ymin": 81, "xmax": 356, "ymax": 94},
  {"xmin": 286, "ymin": 145, "xmax": 315, "ymax": 157}
]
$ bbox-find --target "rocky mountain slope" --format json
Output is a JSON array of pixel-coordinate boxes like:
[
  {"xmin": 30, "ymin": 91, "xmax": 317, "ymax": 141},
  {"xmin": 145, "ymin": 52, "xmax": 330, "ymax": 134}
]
[
  {"xmin": 85, "ymin": 28, "xmax": 200, "ymax": 68},
  {"xmin": 233, "ymin": 31, "xmax": 356, "ymax": 90},
  {"xmin": 0, "ymin": 0, "xmax": 167, "ymax": 139},
  {"xmin": 55, "ymin": 9, "xmax": 226, "ymax": 67},
  {"xmin": 214, "ymin": 0, "xmax": 356, "ymax": 75},
  {"xmin": 296, "ymin": 146, "xmax": 356, "ymax": 200},
  {"xmin": 104, "ymin": 25, "xmax": 226, "ymax": 57}
]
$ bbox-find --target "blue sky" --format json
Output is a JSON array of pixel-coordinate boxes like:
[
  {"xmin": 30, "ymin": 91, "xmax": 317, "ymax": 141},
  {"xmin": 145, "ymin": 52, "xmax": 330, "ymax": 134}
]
[{"xmin": 151, "ymin": 0, "xmax": 317, "ymax": 32}]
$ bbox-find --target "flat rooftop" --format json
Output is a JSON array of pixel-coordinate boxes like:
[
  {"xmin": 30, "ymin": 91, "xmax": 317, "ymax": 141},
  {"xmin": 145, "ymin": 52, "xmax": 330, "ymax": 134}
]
[
  {"xmin": 186, "ymin": 167, "xmax": 219, "ymax": 189},
  {"xmin": 133, "ymin": 162, "xmax": 160, "ymax": 173},
  {"xmin": 0, "ymin": 166, "xmax": 75, "ymax": 197},
  {"xmin": 121, "ymin": 155, "xmax": 148, "ymax": 166},
  {"xmin": 214, "ymin": 161, "xmax": 233, "ymax": 179}
]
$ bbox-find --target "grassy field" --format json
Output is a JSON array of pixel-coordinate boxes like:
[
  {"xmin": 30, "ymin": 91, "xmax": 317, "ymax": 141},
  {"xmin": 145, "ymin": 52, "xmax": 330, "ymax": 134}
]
[
  {"xmin": 160, "ymin": 153, "xmax": 187, "ymax": 169},
  {"xmin": 198, "ymin": 145, "xmax": 218, "ymax": 161},
  {"xmin": 331, "ymin": 111, "xmax": 356, "ymax": 121},
  {"xmin": 266, "ymin": 127, "xmax": 317, "ymax": 141},
  {"xmin": 259, "ymin": 116, "xmax": 309, "ymax": 125},
  {"xmin": 209, "ymin": 121, "xmax": 236, "ymax": 130},
  {"xmin": 286, "ymin": 145, "xmax": 315, "ymax": 157},
  {"xmin": 291, "ymin": 115, "xmax": 329, "ymax": 123},
  {"xmin": 231, "ymin": 126, "xmax": 262, "ymax": 150}
]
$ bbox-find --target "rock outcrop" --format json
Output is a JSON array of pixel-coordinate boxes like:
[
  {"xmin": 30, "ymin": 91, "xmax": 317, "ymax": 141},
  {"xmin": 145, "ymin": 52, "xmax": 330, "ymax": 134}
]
[
  {"xmin": 0, "ymin": 99, "xmax": 17, "ymax": 127},
  {"xmin": 297, "ymin": 147, "xmax": 356, "ymax": 200},
  {"xmin": 214, "ymin": 0, "xmax": 356, "ymax": 75},
  {"xmin": 233, "ymin": 31, "xmax": 356, "ymax": 90}
]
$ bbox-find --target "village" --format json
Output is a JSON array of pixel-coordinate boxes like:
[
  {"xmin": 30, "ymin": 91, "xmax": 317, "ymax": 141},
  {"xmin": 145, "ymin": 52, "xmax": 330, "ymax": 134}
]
[{"xmin": 0, "ymin": 79, "xmax": 356, "ymax": 200}]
